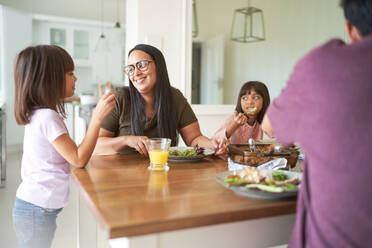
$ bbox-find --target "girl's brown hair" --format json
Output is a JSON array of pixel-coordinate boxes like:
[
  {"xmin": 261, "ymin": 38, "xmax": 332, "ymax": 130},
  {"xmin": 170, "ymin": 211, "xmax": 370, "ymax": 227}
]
[
  {"xmin": 235, "ymin": 81, "xmax": 270, "ymax": 124},
  {"xmin": 14, "ymin": 45, "xmax": 74, "ymax": 125}
]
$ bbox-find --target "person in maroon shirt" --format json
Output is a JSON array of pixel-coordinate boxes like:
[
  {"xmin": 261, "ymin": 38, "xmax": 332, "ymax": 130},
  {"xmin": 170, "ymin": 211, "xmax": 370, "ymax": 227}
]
[{"xmin": 262, "ymin": 0, "xmax": 372, "ymax": 247}]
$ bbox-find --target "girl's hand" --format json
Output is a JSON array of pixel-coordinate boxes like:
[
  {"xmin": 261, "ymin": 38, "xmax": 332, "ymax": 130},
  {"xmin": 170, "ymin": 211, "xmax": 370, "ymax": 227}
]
[
  {"xmin": 92, "ymin": 92, "xmax": 115, "ymax": 124},
  {"xmin": 233, "ymin": 111, "xmax": 247, "ymax": 127},
  {"xmin": 126, "ymin": 136, "xmax": 149, "ymax": 155}
]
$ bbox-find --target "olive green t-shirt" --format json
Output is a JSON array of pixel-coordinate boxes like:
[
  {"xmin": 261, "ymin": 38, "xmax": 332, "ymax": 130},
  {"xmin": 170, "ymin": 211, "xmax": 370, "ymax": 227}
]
[{"xmin": 101, "ymin": 86, "xmax": 198, "ymax": 154}]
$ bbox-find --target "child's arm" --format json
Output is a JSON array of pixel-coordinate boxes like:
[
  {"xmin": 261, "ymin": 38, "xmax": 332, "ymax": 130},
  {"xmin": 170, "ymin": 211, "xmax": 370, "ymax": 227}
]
[
  {"xmin": 52, "ymin": 92, "xmax": 115, "ymax": 168},
  {"xmin": 225, "ymin": 111, "xmax": 247, "ymax": 138}
]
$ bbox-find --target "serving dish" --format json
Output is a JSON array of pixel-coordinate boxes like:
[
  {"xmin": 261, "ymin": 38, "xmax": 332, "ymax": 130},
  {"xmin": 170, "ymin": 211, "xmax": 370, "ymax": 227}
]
[
  {"xmin": 228, "ymin": 142, "xmax": 300, "ymax": 168},
  {"xmin": 167, "ymin": 147, "xmax": 214, "ymax": 163},
  {"xmin": 216, "ymin": 169, "xmax": 302, "ymax": 199}
]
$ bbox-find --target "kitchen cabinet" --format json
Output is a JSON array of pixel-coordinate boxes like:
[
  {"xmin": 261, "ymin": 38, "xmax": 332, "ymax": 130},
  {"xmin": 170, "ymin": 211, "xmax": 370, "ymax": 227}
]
[
  {"xmin": 32, "ymin": 14, "xmax": 125, "ymax": 81},
  {"xmin": 33, "ymin": 18, "xmax": 98, "ymax": 67}
]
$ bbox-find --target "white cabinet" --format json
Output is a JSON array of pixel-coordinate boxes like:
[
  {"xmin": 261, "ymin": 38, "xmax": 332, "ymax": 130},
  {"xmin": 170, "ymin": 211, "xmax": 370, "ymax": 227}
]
[
  {"xmin": 32, "ymin": 15, "xmax": 125, "ymax": 81},
  {"xmin": 33, "ymin": 19, "xmax": 100, "ymax": 67},
  {"xmin": 49, "ymin": 26, "xmax": 91, "ymax": 66}
]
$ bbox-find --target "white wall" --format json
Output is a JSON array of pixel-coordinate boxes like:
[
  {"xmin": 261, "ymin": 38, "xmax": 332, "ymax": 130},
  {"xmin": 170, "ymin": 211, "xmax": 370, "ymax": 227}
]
[
  {"xmin": 126, "ymin": 0, "xmax": 187, "ymax": 92},
  {"xmin": 196, "ymin": 0, "xmax": 346, "ymax": 103},
  {"xmin": 0, "ymin": 6, "xmax": 32, "ymax": 147}
]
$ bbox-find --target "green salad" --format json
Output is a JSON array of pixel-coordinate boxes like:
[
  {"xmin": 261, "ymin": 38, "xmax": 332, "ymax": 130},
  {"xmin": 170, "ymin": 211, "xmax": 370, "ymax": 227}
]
[{"xmin": 169, "ymin": 146, "xmax": 205, "ymax": 157}]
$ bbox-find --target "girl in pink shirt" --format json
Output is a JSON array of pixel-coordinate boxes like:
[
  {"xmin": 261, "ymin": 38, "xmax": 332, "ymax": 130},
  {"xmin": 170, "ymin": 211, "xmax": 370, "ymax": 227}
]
[
  {"xmin": 12, "ymin": 45, "xmax": 115, "ymax": 248},
  {"xmin": 213, "ymin": 81, "xmax": 271, "ymax": 144}
]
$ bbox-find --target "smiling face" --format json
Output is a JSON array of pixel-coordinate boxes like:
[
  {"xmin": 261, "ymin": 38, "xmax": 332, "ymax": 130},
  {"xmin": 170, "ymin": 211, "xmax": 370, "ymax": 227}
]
[
  {"xmin": 127, "ymin": 50, "xmax": 156, "ymax": 96},
  {"xmin": 65, "ymin": 71, "xmax": 77, "ymax": 98},
  {"xmin": 240, "ymin": 88, "xmax": 263, "ymax": 116}
]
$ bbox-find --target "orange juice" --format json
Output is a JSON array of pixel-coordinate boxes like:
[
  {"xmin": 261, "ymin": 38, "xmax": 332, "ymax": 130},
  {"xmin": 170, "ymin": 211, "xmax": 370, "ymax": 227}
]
[{"xmin": 149, "ymin": 150, "xmax": 169, "ymax": 165}]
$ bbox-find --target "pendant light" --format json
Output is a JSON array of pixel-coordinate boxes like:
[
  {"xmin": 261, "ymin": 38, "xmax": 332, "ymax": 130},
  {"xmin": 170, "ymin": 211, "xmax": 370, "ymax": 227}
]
[
  {"xmin": 112, "ymin": 0, "xmax": 124, "ymax": 48},
  {"xmin": 114, "ymin": 0, "xmax": 121, "ymax": 29},
  {"xmin": 231, "ymin": 0, "xmax": 265, "ymax": 43},
  {"xmin": 95, "ymin": 0, "xmax": 110, "ymax": 52},
  {"xmin": 192, "ymin": 0, "xmax": 199, "ymax": 38}
]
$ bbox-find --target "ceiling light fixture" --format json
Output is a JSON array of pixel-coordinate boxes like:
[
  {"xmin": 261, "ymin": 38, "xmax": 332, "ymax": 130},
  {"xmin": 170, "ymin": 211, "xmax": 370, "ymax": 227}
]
[
  {"xmin": 231, "ymin": 0, "xmax": 265, "ymax": 43},
  {"xmin": 94, "ymin": 0, "xmax": 110, "ymax": 52}
]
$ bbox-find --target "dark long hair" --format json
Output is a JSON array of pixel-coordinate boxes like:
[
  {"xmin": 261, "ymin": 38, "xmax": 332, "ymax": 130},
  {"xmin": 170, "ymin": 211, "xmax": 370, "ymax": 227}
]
[
  {"xmin": 235, "ymin": 81, "xmax": 270, "ymax": 124},
  {"xmin": 14, "ymin": 45, "xmax": 74, "ymax": 125},
  {"xmin": 340, "ymin": 0, "xmax": 372, "ymax": 36},
  {"xmin": 127, "ymin": 44, "xmax": 178, "ymax": 145}
]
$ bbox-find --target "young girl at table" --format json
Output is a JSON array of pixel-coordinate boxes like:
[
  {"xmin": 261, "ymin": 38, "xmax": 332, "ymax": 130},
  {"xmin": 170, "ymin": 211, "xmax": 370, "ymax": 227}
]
[
  {"xmin": 12, "ymin": 45, "xmax": 115, "ymax": 248},
  {"xmin": 213, "ymin": 81, "xmax": 271, "ymax": 144}
]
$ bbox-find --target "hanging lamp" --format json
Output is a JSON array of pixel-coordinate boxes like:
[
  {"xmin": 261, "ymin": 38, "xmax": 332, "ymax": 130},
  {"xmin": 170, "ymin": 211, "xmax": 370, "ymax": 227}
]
[
  {"xmin": 114, "ymin": 0, "xmax": 121, "ymax": 29},
  {"xmin": 192, "ymin": 0, "xmax": 199, "ymax": 38},
  {"xmin": 94, "ymin": 0, "xmax": 110, "ymax": 52},
  {"xmin": 231, "ymin": 0, "xmax": 265, "ymax": 43},
  {"xmin": 111, "ymin": 0, "xmax": 124, "ymax": 48}
]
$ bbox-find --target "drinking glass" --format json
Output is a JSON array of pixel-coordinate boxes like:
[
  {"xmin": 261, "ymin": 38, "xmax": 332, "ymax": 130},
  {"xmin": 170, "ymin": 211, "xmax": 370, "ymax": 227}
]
[{"xmin": 147, "ymin": 138, "xmax": 171, "ymax": 171}]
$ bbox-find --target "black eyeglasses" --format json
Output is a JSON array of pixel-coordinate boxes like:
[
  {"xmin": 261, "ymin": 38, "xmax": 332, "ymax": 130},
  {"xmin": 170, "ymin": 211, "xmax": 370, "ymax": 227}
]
[{"xmin": 123, "ymin": 60, "xmax": 153, "ymax": 76}]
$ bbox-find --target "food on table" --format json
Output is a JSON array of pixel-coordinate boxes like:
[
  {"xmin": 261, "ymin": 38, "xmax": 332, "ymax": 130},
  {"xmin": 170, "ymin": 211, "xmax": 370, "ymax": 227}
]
[
  {"xmin": 228, "ymin": 143, "xmax": 300, "ymax": 168},
  {"xmin": 169, "ymin": 145, "xmax": 205, "ymax": 157},
  {"xmin": 224, "ymin": 167, "xmax": 300, "ymax": 193},
  {"xmin": 149, "ymin": 150, "xmax": 169, "ymax": 164}
]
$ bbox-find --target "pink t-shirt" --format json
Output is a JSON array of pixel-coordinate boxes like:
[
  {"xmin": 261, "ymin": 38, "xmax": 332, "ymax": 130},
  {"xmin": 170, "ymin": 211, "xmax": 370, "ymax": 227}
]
[
  {"xmin": 213, "ymin": 114, "xmax": 263, "ymax": 144},
  {"xmin": 16, "ymin": 108, "xmax": 70, "ymax": 209}
]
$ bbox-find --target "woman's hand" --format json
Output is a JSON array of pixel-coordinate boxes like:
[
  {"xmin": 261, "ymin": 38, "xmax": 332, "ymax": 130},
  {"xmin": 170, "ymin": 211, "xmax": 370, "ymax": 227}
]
[
  {"xmin": 212, "ymin": 138, "xmax": 228, "ymax": 160},
  {"xmin": 212, "ymin": 138, "xmax": 228, "ymax": 155},
  {"xmin": 233, "ymin": 110, "xmax": 247, "ymax": 127},
  {"xmin": 125, "ymin": 136, "xmax": 149, "ymax": 155}
]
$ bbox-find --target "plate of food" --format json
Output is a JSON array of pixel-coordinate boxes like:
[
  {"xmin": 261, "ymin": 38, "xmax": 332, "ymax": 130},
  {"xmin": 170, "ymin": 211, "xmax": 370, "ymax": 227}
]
[
  {"xmin": 215, "ymin": 167, "xmax": 302, "ymax": 199},
  {"xmin": 167, "ymin": 146, "xmax": 214, "ymax": 163}
]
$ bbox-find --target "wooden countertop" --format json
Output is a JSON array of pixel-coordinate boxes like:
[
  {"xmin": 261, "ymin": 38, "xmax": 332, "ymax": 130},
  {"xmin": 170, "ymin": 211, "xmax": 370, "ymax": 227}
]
[{"xmin": 71, "ymin": 154, "xmax": 297, "ymax": 238}]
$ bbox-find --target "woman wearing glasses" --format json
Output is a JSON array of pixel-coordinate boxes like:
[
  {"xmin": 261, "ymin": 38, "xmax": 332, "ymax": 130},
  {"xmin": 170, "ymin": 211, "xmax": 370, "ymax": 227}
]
[{"xmin": 94, "ymin": 44, "xmax": 226, "ymax": 156}]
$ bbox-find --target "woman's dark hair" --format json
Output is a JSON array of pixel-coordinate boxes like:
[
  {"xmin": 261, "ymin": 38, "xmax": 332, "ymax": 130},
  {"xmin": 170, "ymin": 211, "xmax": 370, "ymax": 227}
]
[
  {"xmin": 235, "ymin": 81, "xmax": 270, "ymax": 124},
  {"xmin": 340, "ymin": 0, "xmax": 372, "ymax": 36},
  {"xmin": 14, "ymin": 45, "xmax": 74, "ymax": 125},
  {"xmin": 127, "ymin": 44, "xmax": 178, "ymax": 145}
]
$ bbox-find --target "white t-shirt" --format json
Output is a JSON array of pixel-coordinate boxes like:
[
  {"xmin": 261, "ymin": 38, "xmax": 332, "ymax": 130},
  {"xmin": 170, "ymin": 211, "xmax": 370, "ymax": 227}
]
[{"xmin": 16, "ymin": 108, "xmax": 70, "ymax": 209}]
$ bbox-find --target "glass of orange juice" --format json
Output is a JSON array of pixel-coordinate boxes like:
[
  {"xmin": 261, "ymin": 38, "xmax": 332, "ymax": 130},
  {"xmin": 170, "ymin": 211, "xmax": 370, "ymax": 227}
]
[{"xmin": 147, "ymin": 138, "xmax": 171, "ymax": 171}]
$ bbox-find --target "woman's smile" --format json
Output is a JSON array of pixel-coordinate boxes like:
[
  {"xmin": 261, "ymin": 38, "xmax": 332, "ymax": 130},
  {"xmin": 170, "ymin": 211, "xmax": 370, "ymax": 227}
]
[{"xmin": 127, "ymin": 50, "xmax": 156, "ymax": 95}]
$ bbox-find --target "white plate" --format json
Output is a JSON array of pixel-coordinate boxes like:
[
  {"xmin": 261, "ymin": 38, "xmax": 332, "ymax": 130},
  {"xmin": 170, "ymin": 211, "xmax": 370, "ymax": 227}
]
[
  {"xmin": 168, "ymin": 147, "xmax": 214, "ymax": 163},
  {"xmin": 215, "ymin": 170, "xmax": 302, "ymax": 199}
]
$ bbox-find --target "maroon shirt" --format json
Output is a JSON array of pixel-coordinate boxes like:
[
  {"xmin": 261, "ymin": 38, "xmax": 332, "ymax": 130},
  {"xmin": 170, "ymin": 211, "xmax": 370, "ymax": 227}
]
[{"xmin": 268, "ymin": 35, "xmax": 372, "ymax": 247}]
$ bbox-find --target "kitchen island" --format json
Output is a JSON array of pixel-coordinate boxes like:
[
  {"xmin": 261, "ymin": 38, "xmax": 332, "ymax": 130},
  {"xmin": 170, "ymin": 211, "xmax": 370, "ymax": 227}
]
[{"xmin": 71, "ymin": 154, "xmax": 297, "ymax": 248}]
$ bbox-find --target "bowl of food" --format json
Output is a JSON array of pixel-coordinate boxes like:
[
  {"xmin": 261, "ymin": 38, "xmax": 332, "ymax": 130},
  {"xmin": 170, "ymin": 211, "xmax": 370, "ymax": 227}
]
[{"xmin": 228, "ymin": 142, "xmax": 300, "ymax": 169}]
